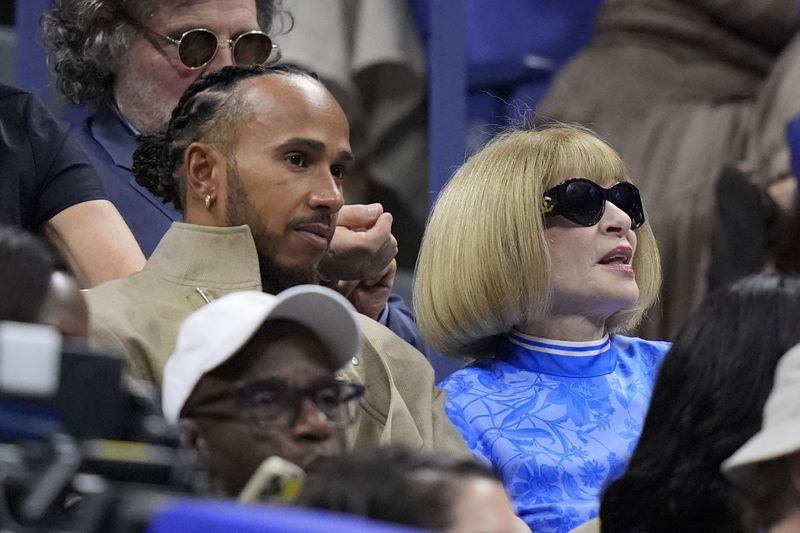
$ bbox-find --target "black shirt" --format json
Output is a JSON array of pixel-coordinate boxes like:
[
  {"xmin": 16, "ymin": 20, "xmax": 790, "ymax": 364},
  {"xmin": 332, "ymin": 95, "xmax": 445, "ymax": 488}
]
[{"xmin": 0, "ymin": 84, "xmax": 106, "ymax": 230}]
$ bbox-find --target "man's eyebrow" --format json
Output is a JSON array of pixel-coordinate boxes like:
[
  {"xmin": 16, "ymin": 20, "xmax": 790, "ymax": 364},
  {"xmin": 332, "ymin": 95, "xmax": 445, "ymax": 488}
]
[
  {"xmin": 237, "ymin": 377, "xmax": 285, "ymax": 390},
  {"xmin": 279, "ymin": 138, "xmax": 326, "ymax": 152},
  {"xmin": 337, "ymin": 150, "xmax": 356, "ymax": 164},
  {"xmin": 165, "ymin": 21, "xmax": 259, "ymax": 35},
  {"xmin": 279, "ymin": 138, "xmax": 355, "ymax": 163},
  {"xmin": 234, "ymin": 376, "xmax": 341, "ymax": 394}
]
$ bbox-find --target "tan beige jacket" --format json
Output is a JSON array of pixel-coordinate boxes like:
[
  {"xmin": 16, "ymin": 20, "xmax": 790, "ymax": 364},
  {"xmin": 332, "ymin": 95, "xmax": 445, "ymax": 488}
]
[{"xmin": 87, "ymin": 223, "xmax": 468, "ymax": 455}]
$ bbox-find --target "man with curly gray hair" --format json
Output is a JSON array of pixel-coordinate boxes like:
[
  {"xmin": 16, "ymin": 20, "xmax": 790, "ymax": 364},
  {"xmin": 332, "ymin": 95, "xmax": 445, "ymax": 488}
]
[
  {"xmin": 42, "ymin": 0, "xmax": 284, "ymax": 254},
  {"xmin": 43, "ymin": 0, "xmax": 282, "ymax": 133}
]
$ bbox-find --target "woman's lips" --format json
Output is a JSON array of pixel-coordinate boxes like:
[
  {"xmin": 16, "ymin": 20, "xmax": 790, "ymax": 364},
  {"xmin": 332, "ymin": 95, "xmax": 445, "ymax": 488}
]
[
  {"xmin": 599, "ymin": 245, "xmax": 633, "ymax": 265},
  {"xmin": 601, "ymin": 262, "xmax": 635, "ymax": 275}
]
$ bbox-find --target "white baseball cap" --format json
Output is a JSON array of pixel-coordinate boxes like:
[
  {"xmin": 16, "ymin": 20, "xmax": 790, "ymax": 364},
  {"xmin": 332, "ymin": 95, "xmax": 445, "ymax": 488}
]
[
  {"xmin": 722, "ymin": 342, "xmax": 800, "ymax": 482},
  {"xmin": 162, "ymin": 285, "xmax": 362, "ymax": 423}
]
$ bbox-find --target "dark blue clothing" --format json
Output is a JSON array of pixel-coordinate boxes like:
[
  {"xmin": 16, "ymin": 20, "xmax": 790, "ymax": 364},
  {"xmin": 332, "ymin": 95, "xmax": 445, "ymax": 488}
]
[
  {"xmin": 0, "ymin": 85, "xmax": 105, "ymax": 230},
  {"xmin": 66, "ymin": 104, "xmax": 181, "ymax": 257},
  {"xmin": 68, "ymin": 105, "xmax": 438, "ymax": 362},
  {"xmin": 440, "ymin": 332, "xmax": 670, "ymax": 533},
  {"xmin": 384, "ymin": 294, "xmax": 457, "ymax": 377}
]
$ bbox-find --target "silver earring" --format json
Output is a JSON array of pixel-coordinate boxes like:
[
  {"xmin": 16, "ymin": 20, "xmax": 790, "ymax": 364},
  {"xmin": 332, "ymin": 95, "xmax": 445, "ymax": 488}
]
[{"xmin": 204, "ymin": 194, "xmax": 212, "ymax": 210}]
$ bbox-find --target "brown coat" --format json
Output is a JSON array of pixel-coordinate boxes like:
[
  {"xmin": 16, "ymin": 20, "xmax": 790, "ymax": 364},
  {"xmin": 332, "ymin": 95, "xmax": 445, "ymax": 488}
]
[{"xmin": 87, "ymin": 222, "xmax": 469, "ymax": 455}]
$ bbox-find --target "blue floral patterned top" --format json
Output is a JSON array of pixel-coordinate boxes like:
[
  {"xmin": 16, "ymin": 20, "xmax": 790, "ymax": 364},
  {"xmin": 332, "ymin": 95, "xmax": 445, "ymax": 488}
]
[{"xmin": 440, "ymin": 331, "xmax": 670, "ymax": 533}]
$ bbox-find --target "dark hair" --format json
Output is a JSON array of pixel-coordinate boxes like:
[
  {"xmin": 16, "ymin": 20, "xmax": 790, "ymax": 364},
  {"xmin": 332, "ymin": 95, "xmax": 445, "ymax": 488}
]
[
  {"xmin": 600, "ymin": 273, "xmax": 800, "ymax": 532},
  {"xmin": 0, "ymin": 226, "xmax": 57, "ymax": 323},
  {"xmin": 41, "ymin": 0, "xmax": 289, "ymax": 107},
  {"xmin": 295, "ymin": 446, "xmax": 500, "ymax": 531},
  {"xmin": 133, "ymin": 64, "xmax": 313, "ymax": 210}
]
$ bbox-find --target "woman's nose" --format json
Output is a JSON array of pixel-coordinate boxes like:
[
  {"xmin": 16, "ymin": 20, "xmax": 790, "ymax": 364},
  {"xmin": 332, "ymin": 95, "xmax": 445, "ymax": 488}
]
[{"xmin": 599, "ymin": 200, "xmax": 632, "ymax": 235}]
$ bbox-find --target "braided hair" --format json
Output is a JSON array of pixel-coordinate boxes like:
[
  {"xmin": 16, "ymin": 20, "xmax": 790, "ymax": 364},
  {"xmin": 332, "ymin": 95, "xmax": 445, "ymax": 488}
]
[{"xmin": 133, "ymin": 64, "xmax": 312, "ymax": 210}]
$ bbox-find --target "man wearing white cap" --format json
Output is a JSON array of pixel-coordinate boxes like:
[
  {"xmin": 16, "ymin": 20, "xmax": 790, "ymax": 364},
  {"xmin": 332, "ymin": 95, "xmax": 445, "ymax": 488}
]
[
  {"xmin": 163, "ymin": 285, "xmax": 364, "ymax": 495},
  {"xmin": 723, "ymin": 343, "xmax": 800, "ymax": 532}
]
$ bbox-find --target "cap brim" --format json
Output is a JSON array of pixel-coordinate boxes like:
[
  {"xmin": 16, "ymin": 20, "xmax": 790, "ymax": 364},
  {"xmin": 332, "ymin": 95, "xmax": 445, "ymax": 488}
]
[
  {"xmin": 723, "ymin": 418, "xmax": 800, "ymax": 482},
  {"xmin": 269, "ymin": 285, "xmax": 361, "ymax": 371}
]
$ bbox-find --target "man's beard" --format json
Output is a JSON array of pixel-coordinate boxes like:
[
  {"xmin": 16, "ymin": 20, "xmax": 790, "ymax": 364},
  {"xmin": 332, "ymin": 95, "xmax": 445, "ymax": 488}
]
[
  {"xmin": 114, "ymin": 60, "xmax": 176, "ymax": 133},
  {"xmin": 257, "ymin": 251, "xmax": 320, "ymax": 295},
  {"xmin": 225, "ymin": 170, "xmax": 320, "ymax": 295}
]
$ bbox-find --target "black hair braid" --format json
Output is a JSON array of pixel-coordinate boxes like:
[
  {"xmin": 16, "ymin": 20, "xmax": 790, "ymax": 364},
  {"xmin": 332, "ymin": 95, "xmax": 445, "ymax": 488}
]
[
  {"xmin": 133, "ymin": 131, "xmax": 179, "ymax": 207},
  {"xmin": 132, "ymin": 65, "xmax": 285, "ymax": 209}
]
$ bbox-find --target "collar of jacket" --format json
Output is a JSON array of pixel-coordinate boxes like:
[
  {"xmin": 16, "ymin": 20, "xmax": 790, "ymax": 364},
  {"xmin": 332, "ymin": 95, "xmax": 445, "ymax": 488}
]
[
  {"xmin": 146, "ymin": 222, "xmax": 262, "ymax": 289},
  {"xmin": 90, "ymin": 103, "xmax": 139, "ymax": 170}
]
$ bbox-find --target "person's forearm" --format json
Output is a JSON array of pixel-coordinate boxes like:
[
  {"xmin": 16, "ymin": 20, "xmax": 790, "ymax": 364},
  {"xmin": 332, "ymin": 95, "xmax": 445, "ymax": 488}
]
[{"xmin": 45, "ymin": 200, "xmax": 145, "ymax": 287}]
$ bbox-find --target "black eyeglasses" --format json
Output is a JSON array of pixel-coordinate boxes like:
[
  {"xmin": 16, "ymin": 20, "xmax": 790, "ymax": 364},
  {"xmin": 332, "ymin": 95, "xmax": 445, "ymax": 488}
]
[
  {"xmin": 542, "ymin": 178, "xmax": 645, "ymax": 229},
  {"xmin": 187, "ymin": 379, "xmax": 365, "ymax": 431},
  {"xmin": 142, "ymin": 26, "xmax": 279, "ymax": 70}
]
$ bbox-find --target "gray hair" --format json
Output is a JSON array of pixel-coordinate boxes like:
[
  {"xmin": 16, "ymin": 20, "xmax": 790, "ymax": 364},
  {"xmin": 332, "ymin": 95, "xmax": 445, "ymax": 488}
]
[{"xmin": 41, "ymin": 0, "xmax": 287, "ymax": 107}]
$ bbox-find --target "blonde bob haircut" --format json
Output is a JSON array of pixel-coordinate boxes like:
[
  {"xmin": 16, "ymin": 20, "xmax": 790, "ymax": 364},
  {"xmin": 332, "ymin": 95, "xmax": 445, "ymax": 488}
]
[{"xmin": 413, "ymin": 124, "xmax": 661, "ymax": 357}]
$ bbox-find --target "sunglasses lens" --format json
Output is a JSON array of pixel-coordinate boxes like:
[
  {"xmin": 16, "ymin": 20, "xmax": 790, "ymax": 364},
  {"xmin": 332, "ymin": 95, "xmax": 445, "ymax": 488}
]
[
  {"xmin": 179, "ymin": 29, "xmax": 218, "ymax": 68},
  {"xmin": 234, "ymin": 33, "xmax": 274, "ymax": 65},
  {"xmin": 610, "ymin": 183, "xmax": 645, "ymax": 228},
  {"xmin": 562, "ymin": 180, "xmax": 604, "ymax": 226}
]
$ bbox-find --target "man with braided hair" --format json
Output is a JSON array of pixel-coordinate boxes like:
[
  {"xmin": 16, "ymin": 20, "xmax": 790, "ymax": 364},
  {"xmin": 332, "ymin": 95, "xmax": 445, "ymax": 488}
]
[
  {"xmin": 41, "ymin": 0, "xmax": 434, "ymax": 357},
  {"xmin": 86, "ymin": 64, "xmax": 468, "ymax": 455}
]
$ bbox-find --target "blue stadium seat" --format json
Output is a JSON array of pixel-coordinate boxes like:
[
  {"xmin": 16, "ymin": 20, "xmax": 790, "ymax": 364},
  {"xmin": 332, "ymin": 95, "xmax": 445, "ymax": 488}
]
[
  {"xmin": 786, "ymin": 113, "xmax": 800, "ymax": 182},
  {"xmin": 147, "ymin": 499, "xmax": 427, "ymax": 533},
  {"xmin": 413, "ymin": 0, "xmax": 602, "ymax": 200}
]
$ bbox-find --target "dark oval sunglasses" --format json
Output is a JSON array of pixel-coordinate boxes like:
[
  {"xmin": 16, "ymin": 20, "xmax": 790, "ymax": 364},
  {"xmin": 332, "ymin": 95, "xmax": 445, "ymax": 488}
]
[
  {"xmin": 542, "ymin": 178, "xmax": 645, "ymax": 229},
  {"xmin": 147, "ymin": 27, "xmax": 279, "ymax": 69}
]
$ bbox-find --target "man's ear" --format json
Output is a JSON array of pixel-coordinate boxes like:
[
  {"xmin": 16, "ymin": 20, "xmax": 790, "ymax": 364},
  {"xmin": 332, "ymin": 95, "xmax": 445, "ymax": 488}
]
[{"xmin": 184, "ymin": 142, "xmax": 228, "ymax": 207}]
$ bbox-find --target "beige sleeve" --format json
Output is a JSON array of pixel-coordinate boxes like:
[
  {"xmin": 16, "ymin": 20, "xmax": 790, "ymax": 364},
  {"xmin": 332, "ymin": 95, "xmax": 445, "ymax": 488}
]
[
  {"xmin": 342, "ymin": 316, "xmax": 470, "ymax": 456},
  {"xmin": 86, "ymin": 289, "xmax": 155, "ymax": 383}
]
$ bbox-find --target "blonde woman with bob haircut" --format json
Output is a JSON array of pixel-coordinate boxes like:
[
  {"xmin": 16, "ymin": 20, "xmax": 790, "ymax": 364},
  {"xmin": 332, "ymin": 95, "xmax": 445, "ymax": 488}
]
[{"xmin": 414, "ymin": 124, "xmax": 669, "ymax": 533}]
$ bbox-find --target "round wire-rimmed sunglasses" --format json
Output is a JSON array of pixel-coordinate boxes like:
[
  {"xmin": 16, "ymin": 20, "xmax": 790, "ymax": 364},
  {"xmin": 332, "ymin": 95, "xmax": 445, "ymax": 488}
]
[
  {"xmin": 542, "ymin": 178, "xmax": 646, "ymax": 229},
  {"xmin": 141, "ymin": 26, "xmax": 279, "ymax": 69}
]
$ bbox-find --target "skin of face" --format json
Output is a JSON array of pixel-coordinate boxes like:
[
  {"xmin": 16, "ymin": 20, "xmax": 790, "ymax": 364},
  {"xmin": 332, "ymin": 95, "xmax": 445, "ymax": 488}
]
[
  {"xmin": 114, "ymin": 0, "xmax": 261, "ymax": 132},
  {"xmin": 187, "ymin": 322, "xmax": 348, "ymax": 495},
  {"xmin": 544, "ymin": 198, "xmax": 639, "ymax": 329},
  {"xmin": 36, "ymin": 271, "xmax": 89, "ymax": 339},
  {"xmin": 195, "ymin": 75, "xmax": 352, "ymax": 293},
  {"xmin": 446, "ymin": 477, "xmax": 528, "ymax": 533}
]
